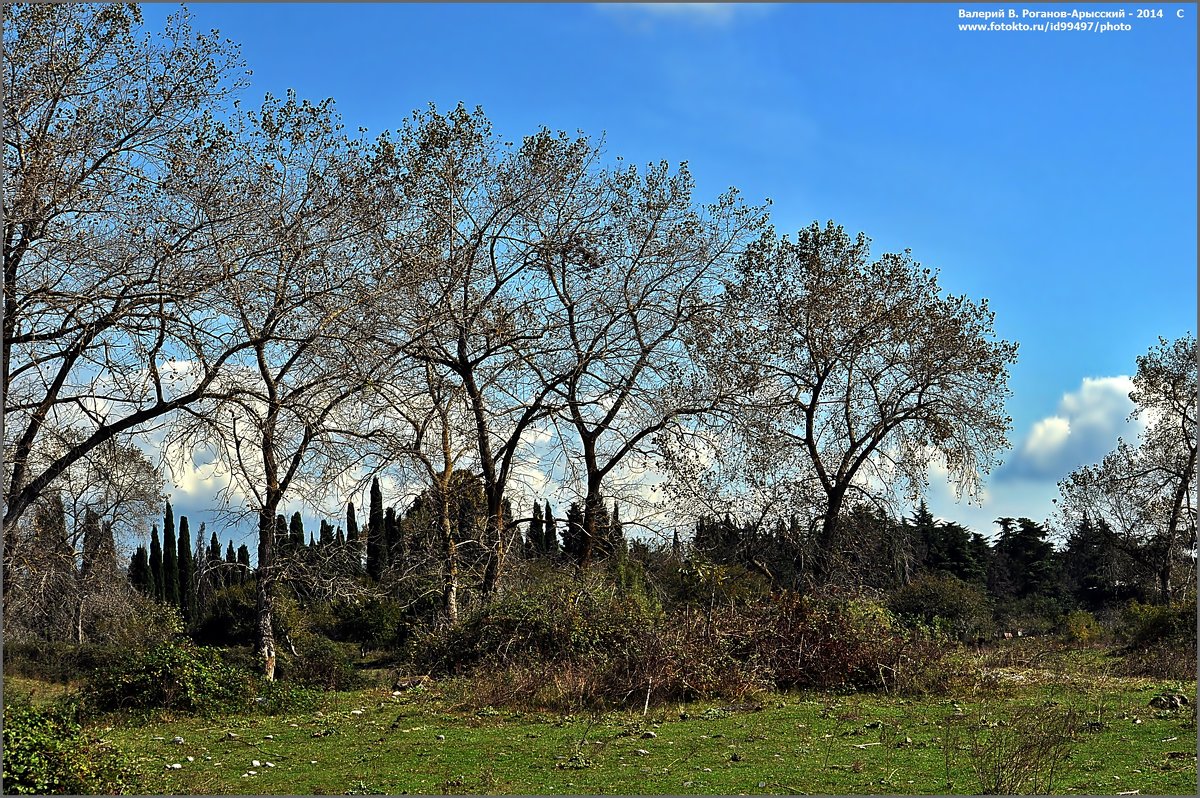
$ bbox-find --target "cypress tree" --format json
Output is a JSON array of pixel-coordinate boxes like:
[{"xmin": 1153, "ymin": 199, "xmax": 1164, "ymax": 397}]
[
  {"xmin": 527, "ymin": 502, "xmax": 545, "ymax": 556},
  {"xmin": 366, "ymin": 477, "xmax": 387, "ymax": 581},
  {"xmin": 346, "ymin": 502, "xmax": 362, "ymax": 572},
  {"xmin": 79, "ymin": 508, "xmax": 103, "ymax": 581},
  {"xmin": 319, "ymin": 519, "xmax": 334, "ymax": 547},
  {"xmin": 275, "ymin": 514, "xmax": 288, "ymax": 557},
  {"xmin": 564, "ymin": 502, "xmax": 584, "ymax": 562},
  {"xmin": 236, "ymin": 544, "xmax": 251, "ymax": 583},
  {"xmin": 149, "ymin": 525, "xmax": 163, "ymax": 601},
  {"xmin": 289, "ymin": 512, "xmax": 305, "ymax": 553},
  {"xmin": 610, "ymin": 501, "xmax": 626, "ymax": 556},
  {"xmin": 129, "ymin": 546, "xmax": 151, "ymax": 595},
  {"xmin": 206, "ymin": 530, "xmax": 222, "ymax": 590},
  {"xmin": 384, "ymin": 506, "xmax": 400, "ymax": 564},
  {"xmin": 592, "ymin": 500, "xmax": 612, "ymax": 558},
  {"xmin": 224, "ymin": 540, "xmax": 237, "ymax": 588},
  {"xmin": 335, "ymin": 525, "xmax": 345, "ymax": 546},
  {"xmin": 177, "ymin": 515, "xmax": 194, "ymax": 621},
  {"xmin": 543, "ymin": 501, "xmax": 557, "ymax": 556},
  {"xmin": 162, "ymin": 510, "xmax": 179, "ymax": 606}
]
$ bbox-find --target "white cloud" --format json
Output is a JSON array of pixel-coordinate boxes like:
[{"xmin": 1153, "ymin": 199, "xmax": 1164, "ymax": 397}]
[{"xmin": 1002, "ymin": 376, "xmax": 1140, "ymax": 481}]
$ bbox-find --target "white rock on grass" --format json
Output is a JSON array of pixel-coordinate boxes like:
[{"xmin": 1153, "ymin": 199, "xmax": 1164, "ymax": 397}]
[
  {"xmin": 172, "ymin": 736, "xmax": 185, "ymax": 744},
  {"xmin": 186, "ymin": 756, "xmax": 194, "ymax": 762},
  {"xmin": 166, "ymin": 763, "xmax": 182, "ymax": 770},
  {"xmin": 350, "ymin": 709, "xmax": 364, "ymax": 716},
  {"xmin": 265, "ymin": 762, "xmax": 275, "ymax": 768},
  {"xmin": 263, "ymin": 734, "xmax": 274, "ymax": 739},
  {"xmin": 309, "ymin": 760, "xmax": 318, "ymax": 765},
  {"xmin": 252, "ymin": 760, "xmax": 261, "ymax": 767}
]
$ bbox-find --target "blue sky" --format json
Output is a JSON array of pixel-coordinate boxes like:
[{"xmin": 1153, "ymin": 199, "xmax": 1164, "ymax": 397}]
[{"xmin": 138, "ymin": 2, "xmax": 1196, "ymax": 547}]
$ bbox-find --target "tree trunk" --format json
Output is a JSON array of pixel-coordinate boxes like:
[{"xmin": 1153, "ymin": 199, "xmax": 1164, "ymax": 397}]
[
  {"xmin": 255, "ymin": 508, "xmax": 277, "ymax": 681},
  {"xmin": 581, "ymin": 479, "xmax": 603, "ymax": 568},
  {"xmin": 811, "ymin": 488, "xmax": 847, "ymax": 586},
  {"xmin": 439, "ymin": 491, "xmax": 459, "ymax": 625},
  {"xmin": 480, "ymin": 499, "xmax": 506, "ymax": 596},
  {"xmin": 1158, "ymin": 556, "xmax": 1172, "ymax": 605}
]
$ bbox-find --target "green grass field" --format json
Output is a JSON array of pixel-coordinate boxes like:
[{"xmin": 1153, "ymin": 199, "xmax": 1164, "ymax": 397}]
[{"xmin": 68, "ymin": 666, "xmax": 1193, "ymax": 795}]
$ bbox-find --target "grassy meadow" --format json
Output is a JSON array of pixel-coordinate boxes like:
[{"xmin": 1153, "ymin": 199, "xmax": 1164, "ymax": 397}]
[{"xmin": 8, "ymin": 643, "xmax": 1195, "ymax": 795}]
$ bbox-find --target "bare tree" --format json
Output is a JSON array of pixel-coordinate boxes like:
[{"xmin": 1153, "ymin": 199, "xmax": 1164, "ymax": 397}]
[
  {"xmin": 165, "ymin": 92, "xmax": 395, "ymax": 678},
  {"xmin": 537, "ymin": 161, "xmax": 766, "ymax": 565},
  {"xmin": 2, "ymin": 4, "xmax": 254, "ymax": 587},
  {"xmin": 1058, "ymin": 334, "xmax": 1197, "ymax": 602},
  {"xmin": 379, "ymin": 106, "xmax": 602, "ymax": 594},
  {"xmin": 674, "ymin": 222, "xmax": 1018, "ymax": 584},
  {"xmin": 374, "ymin": 361, "xmax": 478, "ymax": 624}
]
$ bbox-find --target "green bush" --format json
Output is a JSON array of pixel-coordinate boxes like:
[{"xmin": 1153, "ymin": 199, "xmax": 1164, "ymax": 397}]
[
  {"xmin": 1061, "ymin": 609, "xmax": 1103, "ymax": 643},
  {"xmin": 1121, "ymin": 598, "xmax": 1198, "ymax": 648},
  {"xmin": 332, "ymin": 597, "xmax": 407, "ymax": 651},
  {"xmin": 193, "ymin": 582, "xmax": 258, "ymax": 646},
  {"xmin": 252, "ymin": 680, "xmax": 324, "ymax": 715},
  {"xmin": 749, "ymin": 592, "xmax": 942, "ymax": 692},
  {"xmin": 993, "ymin": 595, "xmax": 1066, "ymax": 637},
  {"xmin": 285, "ymin": 635, "xmax": 363, "ymax": 691},
  {"xmin": 412, "ymin": 573, "xmax": 656, "ymax": 674},
  {"xmin": 1114, "ymin": 597, "xmax": 1198, "ymax": 679},
  {"xmin": 84, "ymin": 639, "xmax": 254, "ymax": 716},
  {"xmin": 2, "ymin": 694, "xmax": 135, "ymax": 794},
  {"xmin": 3, "ymin": 642, "xmax": 128, "ymax": 685},
  {"xmin": 888, "ymin": 573, "xmax": 994, "ymax": 641}
]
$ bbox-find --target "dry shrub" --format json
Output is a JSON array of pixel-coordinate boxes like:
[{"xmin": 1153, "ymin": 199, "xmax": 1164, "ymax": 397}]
[
  {"xmin": 747, "ymin": 592, "xmax": 947, "ymax": 693},
  {"xmin": 944, "ymin": 701, "xmax": 1080, "ymax": 794},
  {"xmin": 1113, "ymin": 641, "xmax": 1198, "ymax": 681},
  {"xmin": 415, "ymin": 582, "xmax": 949, "ymax": 710}
]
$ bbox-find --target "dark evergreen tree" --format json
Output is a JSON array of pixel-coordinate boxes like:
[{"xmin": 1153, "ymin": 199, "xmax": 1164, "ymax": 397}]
[
  {"xmin": 177, "ymin": 515, "xmax": 194, "ymax": 621},
  {"xmin": 319, "ymin": 519, "xmax": 334, "ymax": 547},
  {"xmin": 79, "ymin": 508, "xmax": 104, "ymax": 581},
  {"xmin": 348, "ymin": 499, "xmax": 360, "ymax": 566},
  {"xmin": 289, "ymin": 512, "xmax": 305, "ymax": 554},
  {"xmin": 592, "ymin": 500, "xmax": 613, "ymax": 558},
  {"xmin": 988, "ymin": 517, "xmax": 1060, "ymax": 601},
  {"xmin": 149, "ymin": 524, "xmax": 163, "ymax": 601},
  {"xmin": 609, "ymin": 502, "xmax": 626, "ymax": 555},
  {"xmin": 335, "ymin": 526, "xmax": 345, "ymax": 546},
  {"xmin": 543, "ymin": 501, "xmax": 558, "ymax": 556},
  {"xmin": 366, "ymin": 477, "xmax": 387, "ymax": 581},
  {"xmin": 564, "ymin": 502, "xmax": 585, "ymax": 562},
  {"xmin": 129, "ymin": 545, "xmax": 151, "ymax": 595},
  {"xmin": 162, "ymin": 509, "xmax": 179, "ymax": 606},
  {"xmin": 224, "ymin": 540, "xmax": 237, "ymax": 588},
  {"xmin": 274, "ymin": 514, "xmax": 288, "ymax": 557},
  {"xmin": 236, "ymin": 543, "xmax": 251, "ymax": 583},
  {"xmin": 385, "ymin": 506, "xmax": 403, "ymax": 566},
  {"xmin": 527, "ymin": 502, "xmax": 545, "ymax": 556},
  {"xmin": 203, "ymin": 530, "xmax": 220, "ymax": 589},
  {"xmin": 1062, "ymin": 516, "xmax": 1138, "ymax": 609}
]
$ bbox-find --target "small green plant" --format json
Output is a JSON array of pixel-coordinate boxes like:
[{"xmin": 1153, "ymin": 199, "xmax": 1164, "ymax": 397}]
[{"xmin": 2, "ymin": 694, "xmax": 135, "ymax": 794}]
